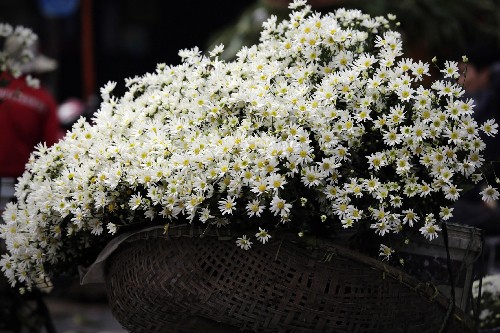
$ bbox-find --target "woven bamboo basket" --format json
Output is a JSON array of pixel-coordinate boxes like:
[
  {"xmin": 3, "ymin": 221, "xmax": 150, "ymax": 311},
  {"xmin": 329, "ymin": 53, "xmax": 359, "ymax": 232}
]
[{"xmin": 102, "ymin": 225, "xmax": 474, "ymax": 333}]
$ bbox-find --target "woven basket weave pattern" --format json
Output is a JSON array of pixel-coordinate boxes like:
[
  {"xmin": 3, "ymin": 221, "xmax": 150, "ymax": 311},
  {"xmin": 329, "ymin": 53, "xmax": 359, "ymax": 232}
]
[{"xmin": 105, "ymin": 228, "xmax": 473, "ymax": 332}]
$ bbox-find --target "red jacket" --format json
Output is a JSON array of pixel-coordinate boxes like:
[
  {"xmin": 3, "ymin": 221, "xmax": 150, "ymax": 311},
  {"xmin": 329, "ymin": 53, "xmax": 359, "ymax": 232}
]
[{"xmin": 0, "ymin": 73, "xmax": 61, "ymax": 177}]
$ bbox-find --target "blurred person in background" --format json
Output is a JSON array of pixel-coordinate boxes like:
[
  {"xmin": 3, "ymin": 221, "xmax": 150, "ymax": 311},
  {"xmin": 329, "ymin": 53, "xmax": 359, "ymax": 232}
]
[
  {"xmin": 449, "ymin": 40, "xmax": 500, "ymax": 235},
  {"xmin": 0, "ymin": 33, "xmax": 61, "ymax": 213},
  {"xmin": 0, "ymin": 30, "xmax": 59, "ymax": 333}
]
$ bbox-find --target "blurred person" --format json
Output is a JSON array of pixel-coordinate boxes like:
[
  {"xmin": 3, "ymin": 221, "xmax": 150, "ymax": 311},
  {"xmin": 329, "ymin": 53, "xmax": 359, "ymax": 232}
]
[
  {"xmin": 450, "ymin": 40, "xmax": 500, "ymax": 235},
  {"xmin": 0, "ymin": 33, "xmax": 61, "ymax": 212},
  {"xmin": 459, "ymin": 41, "xmax": 500, "ymax": 132},
  {"xmin": 0, "ymin": 31, "xmax": 59, "ymax": 333}
]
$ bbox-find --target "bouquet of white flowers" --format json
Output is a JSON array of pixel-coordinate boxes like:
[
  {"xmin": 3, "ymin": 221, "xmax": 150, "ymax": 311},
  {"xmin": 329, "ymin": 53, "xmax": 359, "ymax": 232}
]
[
  {"xmin": 473, "ymin": 274, "xmax": 500, "ymax": 329},
  {"xmin": 1, "ymin": 0, "xmax": 498, "ymax": 292}
]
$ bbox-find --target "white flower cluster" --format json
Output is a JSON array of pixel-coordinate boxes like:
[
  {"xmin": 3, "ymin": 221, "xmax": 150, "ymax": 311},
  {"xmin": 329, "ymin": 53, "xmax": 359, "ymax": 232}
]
[
  {"xmin": 1, "ymin": 0, "xmax": 498, "ymax": 290},
  {"xmin": 0, "ymin": 23, "xmax": 39, "ymax": 87},
  {"xmin": 472, "ymin": 274, "xmax": 500, "ymax": 328}
]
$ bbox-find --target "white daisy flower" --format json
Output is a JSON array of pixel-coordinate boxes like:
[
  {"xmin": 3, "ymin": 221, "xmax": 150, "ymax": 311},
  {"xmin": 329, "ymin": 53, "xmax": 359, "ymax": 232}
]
[
  {"xmin": 236, "ymin": 235, "xmax": 252, "ymax": 250},
  {"xmin": 255, "ymin": 228, "xmax": 272, "ymax": 244},
  {"xmin": 246, "ymin": 199, "xmax": 265, "ymax": 217},
  {"xmin": 439, "ymin": 206, "xmax": 454, "ymax": 221},
  {"xmin": 107, "ymin": 223, "xmax": 117, "ymax": 235},
  {"xmin": 480, "ymin": 186, "xmax": 500, "ymax": 203},
  {"xmin": 440, "ymin": 60, "xmax": 460, "ymax": 79},
  {"xmin": 481, "ymin": 119, "xmax": 498, "ymax": 137},
  {"xmin": 269, "ymin": 196, "xmax": 292, "ymax": 217},
  {"xmin": 218, "ymin": 196, "xmax": 237, "ymax": 215},
  {"xmin": 402, "ymin": 209, "xmax": 419, "ymax": 227},
  {"xmin": 419, "ymin": 223, "xmax": 441, "ymax": 241},
  {"xmin": 370, "ymin": 221, "xmax": 391, "ymax": 236},
  {"xmin": 379, "ymin": 244, "xmax": 394, "ymax": 260}
]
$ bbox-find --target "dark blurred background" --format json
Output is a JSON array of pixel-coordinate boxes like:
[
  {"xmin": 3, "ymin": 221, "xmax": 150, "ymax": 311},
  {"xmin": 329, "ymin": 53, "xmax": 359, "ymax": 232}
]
[
  {"xmin": 0, "ymin": 0, "xmax": 255, "ymax": 104},
  {"xmin": 1, "ymin": 0, "xmax": 499, "ymax": 107}
]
